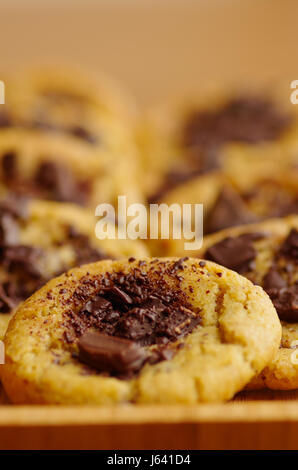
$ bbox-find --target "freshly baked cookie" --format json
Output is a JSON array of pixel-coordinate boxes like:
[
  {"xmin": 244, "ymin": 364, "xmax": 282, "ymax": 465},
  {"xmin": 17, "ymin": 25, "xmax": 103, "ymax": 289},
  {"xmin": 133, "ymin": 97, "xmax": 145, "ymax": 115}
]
[
  {"xmin": 2, "ymin": 68, "xmax": 138, "ymax": 160},
  {"xmin": 200, "ymin": 215, "xmax": 298, "ymax": 390},
  {"xmin": 1, "ymin": 257, "xmax": 280, "ymax": 404},
  {"xmin": 140, "ymin": 86, "xmax": 298, "ymax": 256},
  {"xmin": 149, "ymin": 171, "xmax": 298, "ymax": 257},
  {"xmin": 0, "ymin": 195, "xmax": 148, "ymax": 340},
  {"xmin": 139, "ymin": 85, "xmax": 298, "ymax": 200},
  {"xmin": 0, "ymin": 128, "xmax": 143, "ymax": 209},
  {"xmin": 8, "ymin": 66, "xmax": 137, "ymax": 122}
]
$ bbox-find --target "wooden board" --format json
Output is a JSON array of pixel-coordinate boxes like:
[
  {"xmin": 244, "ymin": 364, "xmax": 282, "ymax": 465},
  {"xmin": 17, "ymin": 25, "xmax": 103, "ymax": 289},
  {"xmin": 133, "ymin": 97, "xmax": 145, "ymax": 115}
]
[{"xmin": 1, "ymin": 384, "xmax": 298, "ymax": 450}]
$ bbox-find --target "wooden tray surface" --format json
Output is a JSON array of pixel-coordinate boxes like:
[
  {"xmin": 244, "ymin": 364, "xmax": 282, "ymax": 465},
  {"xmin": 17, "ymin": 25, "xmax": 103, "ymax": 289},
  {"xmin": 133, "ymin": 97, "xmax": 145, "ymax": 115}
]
[{"xmin": 1, "ymin": 384, "xmax": 298, "ymax": 450}]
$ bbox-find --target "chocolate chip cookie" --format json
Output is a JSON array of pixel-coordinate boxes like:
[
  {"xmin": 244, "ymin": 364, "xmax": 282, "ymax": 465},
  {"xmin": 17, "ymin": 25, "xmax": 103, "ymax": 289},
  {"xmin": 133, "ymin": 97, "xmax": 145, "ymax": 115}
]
[
  {"xmin": 0, "ymin": 195, "xmax": 148, "ymax": 340},
  {"xmin": 200, "ymin": 215, "xmax": 298, "ymax": 390},
  {"xmin": 3, "ymin": 67, "xmax": 138, "ymax": 161},
  {"xmin": 1, "ymin": 258, "xmax": 280, "ymax": 404},
  {"xmin": 141, "ymin": 87, "xmax": 298, "ymax": 255},
  {"xmin": 0, "ymin": 128, "xmax": 143, "ymax": 209},
  {"xmin": 140, "ymin": 86, "xmax": 297, "ymax": 201}
]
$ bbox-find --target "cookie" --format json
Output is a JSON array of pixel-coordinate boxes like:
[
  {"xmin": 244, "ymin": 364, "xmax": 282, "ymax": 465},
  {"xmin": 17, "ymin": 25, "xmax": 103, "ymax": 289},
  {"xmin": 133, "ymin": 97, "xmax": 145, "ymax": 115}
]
[
  {"xmin": 0, "ymin": 128, "xmax": 143, "ymax": 209},
  {"xmin": 9, "ymin": 66, "xmax": 137, "ymax": 122},
  {"xmin": 2, "ymin": 68, "xmax": 138, "ymax": 162},
  {"xmin": 149, "ymin": 169, "xmax": 298, "ymax": 256},
  {"xmin": 139, "ymin": 85, "xmax": 298, "ymax": 200},
  {"xmin": 140, "ymin": 86, "xmax": 298, "ymax": 255},
  {"xmin": 1, "ymin": 257, "xmax": 280, "ymax": 404},
  {"xmin": 0, "ymin": 195, "xmax": 148, "ymax": 340},
  {"xmin": 199, "ymin": 215, "xmax": 298, "ymax": 390}
]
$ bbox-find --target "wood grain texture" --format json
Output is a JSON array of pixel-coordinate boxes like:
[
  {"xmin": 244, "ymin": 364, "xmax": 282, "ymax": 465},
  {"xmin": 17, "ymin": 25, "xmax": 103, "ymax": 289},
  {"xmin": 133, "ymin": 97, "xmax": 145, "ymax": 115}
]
[{"xmin": 1, "ymin": 385, "xmax": 298, "ymax": 449}]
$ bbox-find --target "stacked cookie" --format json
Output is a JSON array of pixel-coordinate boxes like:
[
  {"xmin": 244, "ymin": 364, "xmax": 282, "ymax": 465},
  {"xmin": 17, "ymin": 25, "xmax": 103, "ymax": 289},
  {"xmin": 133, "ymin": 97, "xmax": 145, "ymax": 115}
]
[{"xmin": 1, "ymin": 76, "xmax": 298, "ymax": 404}]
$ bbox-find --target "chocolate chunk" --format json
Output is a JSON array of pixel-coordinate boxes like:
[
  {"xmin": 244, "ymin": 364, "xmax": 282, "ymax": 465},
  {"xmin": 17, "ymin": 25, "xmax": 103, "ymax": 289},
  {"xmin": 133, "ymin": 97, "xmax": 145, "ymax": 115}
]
[
  {"xmin": 206, "ymin": 187, "xmax": 258, "ymax": 234},
  {"xmin": 2, "ymin": 245, "xmax": 43, "ymax": 277},
  {"xmin": 0, "ymin": 195, "xmax": 46, "ymax": 314},
  {"xmin": 0, "ymin": 110, "xmax": 13, "ymax": 128},
  {"xmin": 78, "ymin": 331, "xmax": 147, "ymax": 375},
  {"xmin": 183, "ymin": 97, "xmax": 291, "ymax": 148},
  {"xmin": 34, "ymin": 161, "xmax": 89, "ymax": 205},
  {"xmin": 84, "ymin": 296, "xmax": 112, "ymax": 315},
  {"xmin": 66, "ymin": 265, "xmax": 202, "ymax": 377},
  {"xmin": 2, "ymin": 152, "xmax": 17, "ymax": 180},
  {"xmin": 279, "ymin": 229, "xmax": 298, "ymax": 261},
  {"xmin": 261, "ymin": 229, "xmax": 298, "ymax": 322},
  {"xmin": 69, "ymin": 125, "xmax": 97, "ymax": 145},
  {"xmin": 205, "ymin": 235, "xmax": 257, "ymax": 273},
  {"xmin": 267, "ymin": 283, "xmax": 298, "ymax": 322},
  {"xmin": 107, "ymin": 286, "xmax": 133, "ymax": 305},
  {"xmin": 67, "ymin": 225, "xmax": 109, "ymax": 266},
  {"xmin": 263, "ymin": 266, "xmax": 287, "ymax": 291}
]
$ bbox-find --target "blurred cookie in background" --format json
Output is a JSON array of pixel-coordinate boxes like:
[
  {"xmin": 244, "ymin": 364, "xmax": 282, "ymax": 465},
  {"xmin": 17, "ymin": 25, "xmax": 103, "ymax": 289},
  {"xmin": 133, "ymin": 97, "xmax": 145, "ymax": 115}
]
[
  {"xmin": 4, "ymin": 67, "xmax": 138, "ymax": 156},
  {"xmin": 139, "ymin": 84, "xmax": 298, "ymax": 202},
  {"xmin": 199, "ymin": 215, "xmax": 298, "ymax": 390},
  {"xmin": 12, "ymin": 66, "xmax": 137, "ymax": 120},
  {"xmin": 0, "ymin": 194, "xmax": 149, "ymax": 340},
  {"xmin": 0, "ymin": 128, "xmax": 143, "ymax": 209},
  {"xmin": 0, "ymin": 67, "xmax": 143, "ymax": 204},
  {"xmin": 148, "ymin": 170, "xmax": 298, "ymax": 256}
]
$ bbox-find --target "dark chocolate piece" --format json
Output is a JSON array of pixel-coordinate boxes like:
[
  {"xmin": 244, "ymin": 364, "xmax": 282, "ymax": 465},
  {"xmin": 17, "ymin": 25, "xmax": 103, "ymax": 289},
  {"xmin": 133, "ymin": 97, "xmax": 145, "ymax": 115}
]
[
  {"xmin": 0, "ymin": 110, "xmax": 13, "ymax": 128},
  {"xmin": 205, "ymin": 234, "xmax": 257, "ymax": 273},
  {"xmin": 263, "ymin": 266, "xmax": 287, "ymax": 291},
  {"xmin": 69, "ymin": 125, "xmax": 97, "ymax": 145},
  {"xmin": 183, "ymin": 96, "xmax": 291, "ymax": 148},
  {"xmin": 67, "ymin": 225, "xmax": 108, "ymax": 266},
  {"xmin": 279, "ymin": 229, "xmax": 298, "ymax": 261},
  {"xmin": 2, "ymin": 152, "xmax": 17, "ymax": 180},
  {"xmin": 266, "ymin": 283, "xmax": 298, "ymax": 323},
  {"xmin": 34, "ymin": 160, "xmax": 90, "ymax": 205},
  {"xmin": 66, "ymin": 261, "xmax": 202, "ymax": 376},
  {"xmin": 78, "ymin": 331, "xmax": 147, "ymax": 375},
  {"xmin": 206, "ymin": 187, "xmax": 258, "ymax": 234}
]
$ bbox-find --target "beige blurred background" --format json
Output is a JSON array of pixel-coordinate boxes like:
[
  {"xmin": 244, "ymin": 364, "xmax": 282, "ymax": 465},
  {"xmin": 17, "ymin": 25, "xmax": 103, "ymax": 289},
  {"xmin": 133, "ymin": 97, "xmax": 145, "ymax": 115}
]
[{"xmin": 0, "ymin": 0, "xmax": 297, "ymax": 107}]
